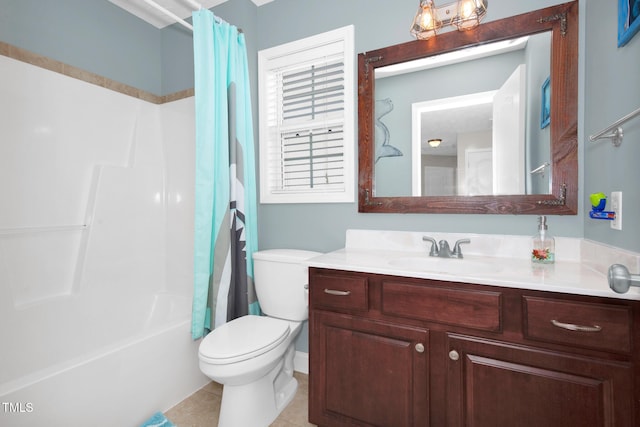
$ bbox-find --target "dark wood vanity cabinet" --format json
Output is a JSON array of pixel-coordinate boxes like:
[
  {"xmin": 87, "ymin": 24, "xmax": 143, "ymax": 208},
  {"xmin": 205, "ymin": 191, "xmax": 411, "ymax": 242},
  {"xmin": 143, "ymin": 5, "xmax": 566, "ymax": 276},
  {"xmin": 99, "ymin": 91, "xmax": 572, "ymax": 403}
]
[
  {"xmin": 309, "ymin": 272, "xmax": 429, "ymax": 426},
  {"xmin": 312, "ymin": 311, "xmax": 429, "ymax": 426},
  {"xmin": 308, "ymin": 268, "xmax": 639, "ymax": 427},
  {"xmin": 445, "ymin": 334, "xmax": 633, "ymax": 427}
]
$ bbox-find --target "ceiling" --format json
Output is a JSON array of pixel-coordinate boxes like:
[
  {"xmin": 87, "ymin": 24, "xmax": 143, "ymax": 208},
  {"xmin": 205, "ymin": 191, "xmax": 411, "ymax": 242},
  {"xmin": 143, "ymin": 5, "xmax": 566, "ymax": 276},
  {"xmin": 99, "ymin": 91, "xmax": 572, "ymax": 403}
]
[
  {"xmin": 109, "ymin": 0, "xmax": 274, "ymax": 29},
  {"xmin": 420, "ymin": 102, "xmax": 493, "ymax": 156}
]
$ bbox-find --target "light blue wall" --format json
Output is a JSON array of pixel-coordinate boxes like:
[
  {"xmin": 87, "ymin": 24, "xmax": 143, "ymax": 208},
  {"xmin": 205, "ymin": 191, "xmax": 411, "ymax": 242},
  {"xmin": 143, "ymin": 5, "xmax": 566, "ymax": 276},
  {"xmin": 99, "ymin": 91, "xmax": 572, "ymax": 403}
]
[
  {"xmin": 0, "ymin": 0, "xmax": 163, "ymax": 95},
  {"xmin": 0, "ymin": 0, "xmax": 256, "ymax": 96},
  {"xmin": 582, "ymin": 0, "xmax": 640, "ymax": 252},
  {"xmin": 525, "ymin": 32, "xmax": 553, "ymax": 195}
]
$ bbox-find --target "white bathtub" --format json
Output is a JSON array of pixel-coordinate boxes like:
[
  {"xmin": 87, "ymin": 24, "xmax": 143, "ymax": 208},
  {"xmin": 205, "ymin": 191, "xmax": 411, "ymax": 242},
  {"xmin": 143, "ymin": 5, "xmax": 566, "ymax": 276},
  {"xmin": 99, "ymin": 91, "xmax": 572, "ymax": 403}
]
[{"xmin": 0, "ymin": 293, "xmax": 208, "ymax": 427}]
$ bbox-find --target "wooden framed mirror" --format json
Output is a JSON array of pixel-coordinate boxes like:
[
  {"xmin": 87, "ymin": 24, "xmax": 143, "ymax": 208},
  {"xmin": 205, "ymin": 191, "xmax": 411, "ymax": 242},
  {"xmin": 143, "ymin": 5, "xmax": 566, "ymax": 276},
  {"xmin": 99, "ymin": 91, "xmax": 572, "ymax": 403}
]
[{"xmin": 358, "ymin": 1, "xmax": 577, "ymax": 214}]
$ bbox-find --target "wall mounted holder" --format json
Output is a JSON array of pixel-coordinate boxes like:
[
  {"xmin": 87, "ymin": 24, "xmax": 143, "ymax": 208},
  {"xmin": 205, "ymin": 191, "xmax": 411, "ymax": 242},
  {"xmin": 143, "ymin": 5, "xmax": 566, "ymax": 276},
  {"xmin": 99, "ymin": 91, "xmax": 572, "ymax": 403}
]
[
  {"xmin": 589, "ymin": 106, "xmax": 640, "ymax": 147},
  {"xmin": 588, "ymin": 192, "xmax": 615, "ymax": 220},
  {"xmin": 530, "ymin": 162, "xmax": 550, "ymax": 175},
  {"xmin": 589, "ymin": 210, "xmax": 616, "ymax": 220}
]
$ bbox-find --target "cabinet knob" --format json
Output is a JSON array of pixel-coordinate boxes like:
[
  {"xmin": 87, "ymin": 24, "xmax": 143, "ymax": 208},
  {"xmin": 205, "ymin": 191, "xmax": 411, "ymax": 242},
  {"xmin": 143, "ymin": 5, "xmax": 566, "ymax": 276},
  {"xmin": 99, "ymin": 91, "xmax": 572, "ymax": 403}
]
[
  {"xmin": 415, "ymin": 343, "xmax": 425, "ymax": 353},
  {"xmin": 449, "ymin": 350, "xmax": 460, "ymax": 361}
]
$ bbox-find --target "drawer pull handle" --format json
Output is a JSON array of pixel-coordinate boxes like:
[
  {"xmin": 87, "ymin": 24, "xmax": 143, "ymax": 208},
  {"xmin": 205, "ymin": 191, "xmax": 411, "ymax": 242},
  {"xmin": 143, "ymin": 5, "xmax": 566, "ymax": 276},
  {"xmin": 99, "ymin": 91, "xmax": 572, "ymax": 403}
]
[
  {"xmin": 415, "ymin": 343, "xmax": 425, "ymax": 353},
  {"xmin": 324, "ymin": 289, "xmax": 351, "ymax": 296},
  {"xmin": 449, "ymin": 350, "xmax": 460, "ymax": 361},
  {"xmin": 551, "ymin": 319, "xmax": 602, "ymax": 332}
]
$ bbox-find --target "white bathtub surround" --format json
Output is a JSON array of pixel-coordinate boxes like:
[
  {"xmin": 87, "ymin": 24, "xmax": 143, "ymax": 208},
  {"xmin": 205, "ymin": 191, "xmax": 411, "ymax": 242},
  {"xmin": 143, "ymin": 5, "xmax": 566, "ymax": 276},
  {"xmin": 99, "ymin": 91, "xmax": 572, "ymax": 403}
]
[
  {"xmin": 0, "ymin": 56, "xmax": 206, "ymax": 425},
  {"xmin": 306, "ymin": 229, "xmax": 640, "ymax": 301}
]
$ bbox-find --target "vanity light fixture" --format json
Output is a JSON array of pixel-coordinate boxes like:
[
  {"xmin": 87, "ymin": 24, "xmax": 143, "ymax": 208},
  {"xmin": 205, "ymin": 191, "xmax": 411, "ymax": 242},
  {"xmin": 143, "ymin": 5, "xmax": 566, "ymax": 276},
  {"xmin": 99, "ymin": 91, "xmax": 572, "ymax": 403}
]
[
  {"xmin": 428, "ymin": 138, "xmax": 442, "ymax": 148},
  {"xmin": 410, "ymin": 0, "xmax": 488, "ymax": 40},
  {"xmin": 410, "ymin": 0, "xmax": 441, "ymax": 40}
]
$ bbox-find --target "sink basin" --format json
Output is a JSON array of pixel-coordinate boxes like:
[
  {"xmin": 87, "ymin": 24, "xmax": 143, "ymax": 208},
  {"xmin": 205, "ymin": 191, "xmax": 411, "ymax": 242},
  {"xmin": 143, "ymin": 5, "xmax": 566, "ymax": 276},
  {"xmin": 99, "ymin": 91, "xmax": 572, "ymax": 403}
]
[{"xmin": 387, "ymin": 256, "xmax": 502, "ymax": 276}]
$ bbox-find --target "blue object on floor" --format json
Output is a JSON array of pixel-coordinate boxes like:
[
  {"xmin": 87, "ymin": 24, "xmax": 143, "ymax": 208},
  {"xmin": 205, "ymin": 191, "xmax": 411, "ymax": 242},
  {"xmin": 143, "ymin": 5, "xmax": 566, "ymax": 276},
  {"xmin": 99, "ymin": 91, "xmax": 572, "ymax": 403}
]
[{"xmin": 140, "ymin": 412, "xmax": 175, "ymax": 427}]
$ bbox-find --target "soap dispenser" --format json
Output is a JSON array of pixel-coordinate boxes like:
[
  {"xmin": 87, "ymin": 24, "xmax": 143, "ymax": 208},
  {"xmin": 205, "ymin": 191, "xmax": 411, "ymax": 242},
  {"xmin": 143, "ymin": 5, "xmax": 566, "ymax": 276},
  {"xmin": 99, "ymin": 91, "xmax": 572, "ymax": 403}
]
[{"xmin": 532, "ymin": 215, "xmax": 555, "ymax": 264}]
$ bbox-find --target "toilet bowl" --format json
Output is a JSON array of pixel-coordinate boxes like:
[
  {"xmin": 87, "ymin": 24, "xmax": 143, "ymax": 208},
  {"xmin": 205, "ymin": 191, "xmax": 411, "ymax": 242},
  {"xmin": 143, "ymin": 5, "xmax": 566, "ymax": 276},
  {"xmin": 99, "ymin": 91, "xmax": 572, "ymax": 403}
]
[{"xmin": 198, "ymin": 249, "xmax": 321, "ymax": 427}]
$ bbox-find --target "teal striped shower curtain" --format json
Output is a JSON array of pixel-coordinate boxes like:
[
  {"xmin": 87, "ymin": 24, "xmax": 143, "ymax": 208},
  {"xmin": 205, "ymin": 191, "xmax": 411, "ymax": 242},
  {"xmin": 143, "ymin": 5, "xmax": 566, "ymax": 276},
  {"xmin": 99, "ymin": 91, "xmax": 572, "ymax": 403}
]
[{"xmin": 191, "ymin": 10, "xmax": 259, "ymax": 340}]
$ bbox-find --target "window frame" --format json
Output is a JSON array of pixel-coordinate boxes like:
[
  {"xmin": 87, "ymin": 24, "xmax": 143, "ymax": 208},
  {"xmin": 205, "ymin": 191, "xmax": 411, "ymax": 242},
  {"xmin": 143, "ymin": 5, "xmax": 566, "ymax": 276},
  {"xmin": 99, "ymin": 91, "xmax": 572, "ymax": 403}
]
[{"xmin": 258, "ymin": 25, "xmax": 355, "ymax": 204}]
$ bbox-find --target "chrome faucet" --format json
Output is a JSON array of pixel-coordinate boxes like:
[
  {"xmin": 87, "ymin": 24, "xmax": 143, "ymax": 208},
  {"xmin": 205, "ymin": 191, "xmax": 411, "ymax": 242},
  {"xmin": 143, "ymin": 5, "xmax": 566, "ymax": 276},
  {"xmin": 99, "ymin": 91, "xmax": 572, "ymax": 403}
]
[
  {"xmin": 422, "ymin": 237, "xmax": 471, "ymax": 259},
  {"xmin": 422, "ymin": 237, "xmax": 439, "ymax": 257}
]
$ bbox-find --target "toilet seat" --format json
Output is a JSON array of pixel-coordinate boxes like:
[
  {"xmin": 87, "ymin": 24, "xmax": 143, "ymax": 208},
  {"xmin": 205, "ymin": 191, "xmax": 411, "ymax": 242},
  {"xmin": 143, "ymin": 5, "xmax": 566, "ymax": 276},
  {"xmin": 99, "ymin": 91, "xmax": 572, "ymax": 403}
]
[{"xmin": 199, "ymin": 315, "xmax": 290, "ymax": 365}]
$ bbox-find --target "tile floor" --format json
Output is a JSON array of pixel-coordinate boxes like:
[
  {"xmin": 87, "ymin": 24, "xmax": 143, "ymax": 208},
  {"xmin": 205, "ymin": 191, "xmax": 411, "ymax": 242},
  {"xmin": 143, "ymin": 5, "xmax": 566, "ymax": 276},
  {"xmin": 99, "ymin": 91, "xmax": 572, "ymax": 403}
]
[{"xmin": 164, "ymin": 372, "xmax": 316, "ymax": 427}]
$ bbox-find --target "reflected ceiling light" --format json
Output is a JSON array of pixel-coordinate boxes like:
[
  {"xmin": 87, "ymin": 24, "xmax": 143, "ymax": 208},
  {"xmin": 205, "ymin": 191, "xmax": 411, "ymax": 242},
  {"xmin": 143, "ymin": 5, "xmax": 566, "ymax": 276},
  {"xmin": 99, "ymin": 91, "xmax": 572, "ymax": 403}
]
[
  {"xmin": 376, "ymin": 37, "xmax": 528, "ymax": 79},
  {"xmin": 410, "ymin": 0, "xmax": 488, "ymax": 40},
  {"xmin": 428, "ymin": 138, "xmax": 442, "ymax": 148}
]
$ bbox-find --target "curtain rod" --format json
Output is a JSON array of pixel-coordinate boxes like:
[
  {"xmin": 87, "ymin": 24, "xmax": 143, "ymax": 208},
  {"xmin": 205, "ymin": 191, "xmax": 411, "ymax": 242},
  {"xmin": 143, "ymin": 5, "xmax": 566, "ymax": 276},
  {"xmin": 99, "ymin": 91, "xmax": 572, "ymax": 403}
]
[
  {"xmin": 139, "ymin": 0, "xmax": 243, "ymax": 33},
  {"xmin": 140, "ymin": 0, "xmax": 193, "ymax": 31}
]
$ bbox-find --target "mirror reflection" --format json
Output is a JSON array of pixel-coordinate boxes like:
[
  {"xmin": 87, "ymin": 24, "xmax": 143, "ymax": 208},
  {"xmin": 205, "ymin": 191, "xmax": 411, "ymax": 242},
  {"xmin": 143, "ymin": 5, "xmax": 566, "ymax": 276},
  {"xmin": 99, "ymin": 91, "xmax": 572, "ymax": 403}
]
[{"xmin": 374, "ymin": 32, "xmax": 552, "ymax": 198}]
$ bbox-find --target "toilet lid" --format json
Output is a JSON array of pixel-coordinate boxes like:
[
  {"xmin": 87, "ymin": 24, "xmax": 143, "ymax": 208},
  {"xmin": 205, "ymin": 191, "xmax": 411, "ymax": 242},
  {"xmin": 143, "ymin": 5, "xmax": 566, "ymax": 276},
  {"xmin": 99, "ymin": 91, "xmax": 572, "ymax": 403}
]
[{"xmin": 199, "ymin": 315, "xmax": 290, "ymax": 365}]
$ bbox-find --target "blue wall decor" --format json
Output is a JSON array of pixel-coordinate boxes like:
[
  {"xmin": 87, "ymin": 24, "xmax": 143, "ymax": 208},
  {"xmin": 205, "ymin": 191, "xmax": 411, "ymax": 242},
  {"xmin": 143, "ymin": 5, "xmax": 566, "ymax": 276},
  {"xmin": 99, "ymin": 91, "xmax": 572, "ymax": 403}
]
[
  {"xmin": 618, "ymin": 0, "xmax": 640, "ymax": 47},
  {"xmin": 540, "ymin": 76, "xmax": 551, "ymax": 129}
]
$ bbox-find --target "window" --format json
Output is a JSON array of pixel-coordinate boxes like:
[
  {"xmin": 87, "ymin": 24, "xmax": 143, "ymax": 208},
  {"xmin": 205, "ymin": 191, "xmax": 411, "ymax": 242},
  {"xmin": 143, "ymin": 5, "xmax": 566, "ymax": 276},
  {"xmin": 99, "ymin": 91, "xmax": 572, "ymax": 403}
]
[{"xmin": 258, "ymin": 26, "xmax": 354, "ymax": 204}]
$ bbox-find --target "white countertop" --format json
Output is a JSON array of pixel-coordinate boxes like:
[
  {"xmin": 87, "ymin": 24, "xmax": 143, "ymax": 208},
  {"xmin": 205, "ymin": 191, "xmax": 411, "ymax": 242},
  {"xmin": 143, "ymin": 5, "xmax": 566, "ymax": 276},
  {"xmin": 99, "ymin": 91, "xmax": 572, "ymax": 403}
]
[{"xmin": 305, "ymin": 230, "xmax": 640, "ymax": 301}]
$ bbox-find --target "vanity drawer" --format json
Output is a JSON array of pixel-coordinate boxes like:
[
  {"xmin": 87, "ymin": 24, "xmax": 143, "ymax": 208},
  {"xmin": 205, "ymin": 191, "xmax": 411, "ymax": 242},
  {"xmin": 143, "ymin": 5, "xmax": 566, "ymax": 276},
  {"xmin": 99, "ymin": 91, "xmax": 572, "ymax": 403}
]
[
  {"xmin": 381, "ymin": 281, "xmax": 502, "ymax": 332},
  {"xmin": 523, "ymin": 296, "xmax": 632, "ymax": 353},
  {"xmin": 311, "ymin": 274, "xmax": 368, "ymax": 312}
]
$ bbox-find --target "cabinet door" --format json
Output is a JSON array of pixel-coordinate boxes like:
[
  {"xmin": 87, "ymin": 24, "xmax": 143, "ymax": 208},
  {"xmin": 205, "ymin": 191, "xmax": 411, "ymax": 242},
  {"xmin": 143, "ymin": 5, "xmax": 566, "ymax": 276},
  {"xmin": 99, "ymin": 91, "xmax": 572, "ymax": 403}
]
[
  {"xmin": 310, "ymin": 310, "xmax": 429, "ymax": 427},
  {"xmin": 445, "ymin": 334, "xmax": 634, "ymax": 427}
]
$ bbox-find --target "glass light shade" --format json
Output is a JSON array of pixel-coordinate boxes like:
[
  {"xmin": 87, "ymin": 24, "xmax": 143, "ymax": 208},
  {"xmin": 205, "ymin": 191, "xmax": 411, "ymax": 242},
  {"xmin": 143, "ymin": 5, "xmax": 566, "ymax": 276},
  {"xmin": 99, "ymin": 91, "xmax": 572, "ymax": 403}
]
[
  {"xmin": 428, "ymin": 138, "xmax": 442, "ymax": 147},
  {"xmin": 410, "ymin": 0, "xmax": 442, "ymax": 40},
  {"xmin": 454, "ymin": 0, "xmax": 487, "ymax": 31}
]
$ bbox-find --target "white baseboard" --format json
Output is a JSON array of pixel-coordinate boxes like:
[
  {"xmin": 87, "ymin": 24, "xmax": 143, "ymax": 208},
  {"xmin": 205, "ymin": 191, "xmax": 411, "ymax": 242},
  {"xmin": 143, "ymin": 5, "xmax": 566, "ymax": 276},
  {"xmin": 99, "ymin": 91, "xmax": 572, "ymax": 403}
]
[{"xmin": 293, "ymin": 351, "xmax": 309, "ymax": 374}]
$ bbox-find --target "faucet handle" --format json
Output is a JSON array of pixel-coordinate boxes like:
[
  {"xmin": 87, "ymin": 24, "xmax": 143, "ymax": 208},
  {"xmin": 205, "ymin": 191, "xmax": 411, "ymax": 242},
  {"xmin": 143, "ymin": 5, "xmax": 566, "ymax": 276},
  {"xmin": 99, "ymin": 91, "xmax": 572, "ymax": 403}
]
[
  {"xmin": 452, "ymin": 239, "xmax": 471, "ymax": 258},
  {"xmin": 422, "ymin": 236, "xmax": 439, "ymax": 257}
]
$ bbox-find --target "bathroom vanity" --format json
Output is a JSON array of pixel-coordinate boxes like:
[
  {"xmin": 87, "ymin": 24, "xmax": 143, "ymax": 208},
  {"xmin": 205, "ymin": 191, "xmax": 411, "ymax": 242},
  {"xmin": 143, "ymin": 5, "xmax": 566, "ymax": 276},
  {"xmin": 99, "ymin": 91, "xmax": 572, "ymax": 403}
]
[{"xmin": 307, "ymin": 230, "xmax": 640, "ymax": 427}]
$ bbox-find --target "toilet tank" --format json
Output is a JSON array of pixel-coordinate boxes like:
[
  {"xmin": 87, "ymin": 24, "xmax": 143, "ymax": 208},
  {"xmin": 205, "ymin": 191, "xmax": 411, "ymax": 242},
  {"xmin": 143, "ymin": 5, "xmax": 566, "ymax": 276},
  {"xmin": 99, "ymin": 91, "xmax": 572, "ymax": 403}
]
[{"xmin": 253, "ymin": 249, "xmax": 321, "ymax": 321}]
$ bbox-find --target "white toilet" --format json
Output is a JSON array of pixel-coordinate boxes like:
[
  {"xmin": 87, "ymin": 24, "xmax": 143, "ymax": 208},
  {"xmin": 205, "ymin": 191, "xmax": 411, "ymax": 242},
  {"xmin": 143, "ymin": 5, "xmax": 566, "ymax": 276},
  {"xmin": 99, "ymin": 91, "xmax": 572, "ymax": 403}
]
[{"xmin": 198, "ymin": 249, "xmax": 321, "ymax": 427}]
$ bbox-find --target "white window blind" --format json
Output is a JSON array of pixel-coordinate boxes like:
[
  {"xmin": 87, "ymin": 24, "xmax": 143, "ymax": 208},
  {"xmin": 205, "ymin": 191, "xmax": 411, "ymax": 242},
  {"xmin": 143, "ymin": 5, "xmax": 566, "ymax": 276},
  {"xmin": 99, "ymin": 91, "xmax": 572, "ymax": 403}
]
[{"xmin": 259, "ymin": 26, "xmax": 354, "ymax": 204}]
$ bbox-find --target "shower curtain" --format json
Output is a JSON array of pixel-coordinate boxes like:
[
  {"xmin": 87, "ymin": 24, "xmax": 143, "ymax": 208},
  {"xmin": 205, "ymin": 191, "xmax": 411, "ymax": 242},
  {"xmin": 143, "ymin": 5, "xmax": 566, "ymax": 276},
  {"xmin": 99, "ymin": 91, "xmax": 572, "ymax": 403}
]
[{"xmin": 191, "ymin": 10, "xmax": 259, "ymax": 340}]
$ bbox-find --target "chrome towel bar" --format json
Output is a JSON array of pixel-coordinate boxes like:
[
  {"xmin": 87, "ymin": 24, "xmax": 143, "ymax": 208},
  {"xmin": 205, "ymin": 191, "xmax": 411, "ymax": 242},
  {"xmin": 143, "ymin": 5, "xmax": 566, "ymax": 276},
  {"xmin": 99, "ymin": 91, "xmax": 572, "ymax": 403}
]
[{"xmin": 589, "ymin": 106, "xmax": 640, "ymax": 147}]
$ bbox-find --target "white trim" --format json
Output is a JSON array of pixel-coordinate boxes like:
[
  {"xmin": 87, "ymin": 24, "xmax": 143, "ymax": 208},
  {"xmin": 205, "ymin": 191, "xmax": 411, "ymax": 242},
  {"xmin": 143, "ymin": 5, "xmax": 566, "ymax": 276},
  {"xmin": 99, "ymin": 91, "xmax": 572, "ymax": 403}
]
[{"xmin": 293, "ymin": 351, "xmax": 309, "ymax": 374}]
